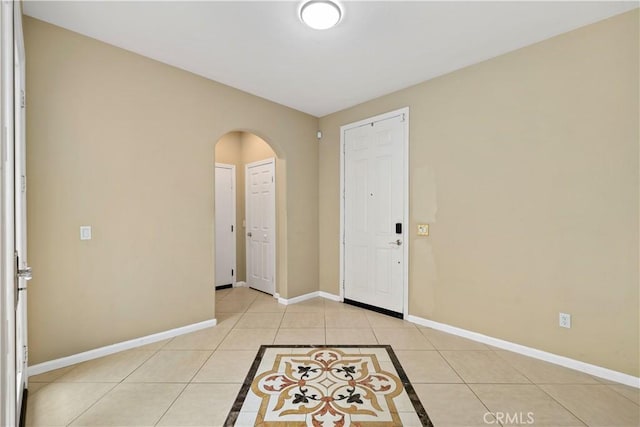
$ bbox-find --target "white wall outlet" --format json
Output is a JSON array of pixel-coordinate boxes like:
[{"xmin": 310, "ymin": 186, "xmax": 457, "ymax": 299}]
[
  {"xmin": 80, "ymin": 226, "xmax": 92, "ymax": 240},
  {"xmin": 559, "ymin": 312, "xmax": 571, "ymax": 329}
]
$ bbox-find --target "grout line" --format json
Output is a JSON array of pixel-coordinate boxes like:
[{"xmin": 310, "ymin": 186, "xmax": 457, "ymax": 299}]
[
  {"xmin": 118, "ymin": 348, "xmax": 164, "ymax": 384},
  {"xmin": 531, "ymin": 383, "xmax": 589, "ymax": 426},
  {"xmin": 464, "ymin": 383, "xmax": 506, "ymax": 427},
  {"xmin": 604, "ymin": 383, "xmax": 640, "ymax": 406},
  {"xmin": 324, "ymin": 304, "xmax": 328, "ymax": 345},
  {"xmin": 152, "ymin": 382, "xmax": 190, "ymax": 426},
  {"xmin": 63, "ymin": 382, "xmax": 119, "ymax": 427},
  {"xmin": 183, "ymin": 349, "xmax": 217, "ymax": 384},
  {"xmin": 435, "ymin": 348, "xmax": 469, "ymax": 385}
]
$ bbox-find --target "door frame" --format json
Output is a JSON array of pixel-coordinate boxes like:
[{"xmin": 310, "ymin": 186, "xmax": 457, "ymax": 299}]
[
  {"xmin": 244, "ymin": 157, "xmax": 276, "ymax": 295},
  {"xmin": 214, "ymin": 162, "xmax": 236, "ymax": 288},
  {"xmin": 339, "ymin": 107, "xmax": 410, "ymax": 316}
]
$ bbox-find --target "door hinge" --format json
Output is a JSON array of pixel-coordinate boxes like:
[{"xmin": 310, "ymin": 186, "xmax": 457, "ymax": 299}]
[
  {"xmin": 401, "ymin": 113, "xmax": 405, "ymax": 122},
  {"xmin": 21, "ymin": 175, "xmax": 26, "ymax": 193},
  {"xmin": 23, "ymin": 345, "xmax": 28, "ymax": 362},
  {"xmin": 231, "ymin": 225, "xmax": 234, "ymax": 232},
  {"xmin": 231, "ymin": 269, "xmax": 234, "ymax": 277},
  {"xmin": 272, "ymin": 176, "xmax": 274, "ymax": 183},
  {"xmin": 20, "ymin": 90, "xmax": 25, "ymax": 109}
]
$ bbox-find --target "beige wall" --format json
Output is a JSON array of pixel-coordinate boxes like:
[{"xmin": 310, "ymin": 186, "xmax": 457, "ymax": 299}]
[
  {"xmin": 319, "ymin": 10, "xmax": 639, "ymax": 376},
  {"xmin": 214, "ymin": 132, "xmax": 275, "ymax": 282},
  {"xmin": 25, "ymin": 17, "xmax": 318, "ymax": 365}
]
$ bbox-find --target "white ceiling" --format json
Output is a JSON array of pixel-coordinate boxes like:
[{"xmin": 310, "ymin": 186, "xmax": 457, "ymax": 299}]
[{"xmin": 23, "ymin": 1, "xmax": 638, "ymax": 117}]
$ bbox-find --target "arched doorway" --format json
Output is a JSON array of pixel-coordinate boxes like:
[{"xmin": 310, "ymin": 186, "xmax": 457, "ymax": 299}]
[{"xmin": 214, "ymin": 131, "xmax": 282, "ymax": 296}]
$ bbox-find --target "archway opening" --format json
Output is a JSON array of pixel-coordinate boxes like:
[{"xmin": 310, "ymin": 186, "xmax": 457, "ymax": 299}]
[{"xmin": 214, "ymin": 131, "xmax": 282, "ymax": 296}]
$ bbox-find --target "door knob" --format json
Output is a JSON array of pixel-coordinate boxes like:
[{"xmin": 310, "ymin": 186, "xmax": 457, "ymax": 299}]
[
  {"xmin": 389, "ymin": 239, "xmax": 402, "ymax": 246},
  {"xmin": 247, "ymin": 232, "xmax": 252, "ymax": 237}
]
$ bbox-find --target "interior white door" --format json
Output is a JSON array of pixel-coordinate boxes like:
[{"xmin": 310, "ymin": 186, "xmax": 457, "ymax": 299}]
[
  {"xmin": 14, "ymin": 2, "xmax": 29, "ymax": 417},
  {"xmin": 245, "ymin": 158, "xmax": 275, "ymax": 295},
  {"xmin": 343, "ymin": 113, "xmax": 406, "ymax": 314},
  {"xmin": 214, "ymin": 163, "xmax": 236, "ymax": 287}
]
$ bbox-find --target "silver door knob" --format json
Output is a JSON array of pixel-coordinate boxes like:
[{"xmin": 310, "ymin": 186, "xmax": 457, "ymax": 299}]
[
  {"xmin": 17, "ymin": 266, "xmax": 32, "ymax": 280},
  {"xmin": 247, "ymin": 232, "xmax": 252, "ymax": 237},
  {"xmin": 389, "ymin": 239, "xmax": 402, "ymax": 246}
]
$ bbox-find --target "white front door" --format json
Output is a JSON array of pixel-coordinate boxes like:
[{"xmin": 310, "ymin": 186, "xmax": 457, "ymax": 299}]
[
  {"xmin": 14, "ymin": 1, "xmax": 28, "ymax": 417},
  {"xmin": 214, "ymin": 163, "xmax": 236, "ymax": 287},
  {"xmin": 245, "ymin": 158, "xmax": 275, "ymax": 295},
  {"xmin": 342, "ymin": 110, "xmax": 407, "ymax": 314}
]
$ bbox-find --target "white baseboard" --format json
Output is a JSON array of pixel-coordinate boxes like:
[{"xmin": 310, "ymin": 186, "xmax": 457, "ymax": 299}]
[
  {"xmin": 234, "ymin": 281, "xmax": 246, "ymax": 288},
  {"xmin": 278, "ymin": 291, "xmax": 319, "ymax": 305},
  {"xmin": 28, "ymin": 318, "xmax": 217, "ymax": 377},
  {"xmin": 277, "ymin": 291, "xmax": 342, "ymax": 305},
  {"xmin": 319, "ymin": 291, "xmax": 342, "ymax": 302},
  {"xmin": 406, "ymin": 315, "xmax": 639, "ymax": 389}
]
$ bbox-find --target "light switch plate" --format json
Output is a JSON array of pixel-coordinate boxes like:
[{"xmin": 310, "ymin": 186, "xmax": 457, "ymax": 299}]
[
  {"xmin": 417, "ymin": 224, "xmax": 429, "ymax": 236},
  {"xmin": 80, "ymin": 226, "xmax": 92, "ymax": 240}
]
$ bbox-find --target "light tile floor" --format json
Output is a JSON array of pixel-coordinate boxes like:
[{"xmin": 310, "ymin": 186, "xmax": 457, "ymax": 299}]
[{"xmin": 26, "ymin": 287, "xmax": 639, "ymax": 426}]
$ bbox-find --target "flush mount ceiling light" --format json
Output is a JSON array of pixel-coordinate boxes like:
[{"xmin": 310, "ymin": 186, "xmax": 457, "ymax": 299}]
[{"xmin": 300, "ymin": 1, "xmax": 342, "ymax": 30}]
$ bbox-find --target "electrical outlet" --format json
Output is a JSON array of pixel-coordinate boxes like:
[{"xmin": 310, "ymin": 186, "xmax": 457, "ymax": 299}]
[
  {"xmin": 417, "ymin": 224, "xmax": 429, "ymax": 236},
  {"xmin": 559, "ymin": 312, "xmax": 571, "ymax": 329}
]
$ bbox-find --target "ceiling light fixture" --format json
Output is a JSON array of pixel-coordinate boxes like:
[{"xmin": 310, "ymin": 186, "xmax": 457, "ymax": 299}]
[{"xmin": 300, "ymin": 1, "xmax": 342, "ymax": 30}]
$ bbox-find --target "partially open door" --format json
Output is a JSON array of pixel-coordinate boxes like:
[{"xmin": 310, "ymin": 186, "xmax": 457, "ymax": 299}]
[{"xmin": 1, "ymin": 2, "xmax": 29, "ymax": 424}]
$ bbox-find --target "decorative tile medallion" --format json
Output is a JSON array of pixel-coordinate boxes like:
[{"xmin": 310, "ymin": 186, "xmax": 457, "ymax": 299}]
[{"xmin": 225, "ymin": 345, "xmax": 432, "ymax": 426}]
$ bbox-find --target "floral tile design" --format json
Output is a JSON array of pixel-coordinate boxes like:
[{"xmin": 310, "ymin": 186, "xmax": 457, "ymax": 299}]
[{"xmin": 225, "ymin": 345, "xmax": 432, "ymax": 426}]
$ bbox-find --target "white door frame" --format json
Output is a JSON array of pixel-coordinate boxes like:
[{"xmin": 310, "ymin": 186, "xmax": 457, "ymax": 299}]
[
  {"xmin": 245, "ymin": 157, "xmax": 276, "ymax": 295},
  {"xmin": 214, "ymin": 162, "xmax": 236, "ymax": 287},
  {"xmin": 339, "ymin": 107, "xmax": 410, "ymax": 316},
  {"xmin": 1, "ymin": 0, "xmax": 16, "ymax": 424}
]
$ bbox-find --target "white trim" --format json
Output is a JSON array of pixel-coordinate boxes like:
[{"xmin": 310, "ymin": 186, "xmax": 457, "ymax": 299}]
[
  {"xmin": 27, "ymin": 319, "xmax": 217, "ymax": 377},
  {"xmin": 277, "ymin": 291, "xmax": 319, "ymax": 305},
  {"xmin": 339, "ymin": 107, "xmax": 410, "ymax": 314},
  {"xmin": 277, "ymin": 291, "xmax": 342, "ymax": 305},
  {"xmin": 234, "ymin": 281, "xmax": 246, "ymax": 288},
  {"xmin": 318, "ymin": 291, "xmax": 342, "ymax": 302},
  {"xmin": 215, "ymin": 162, "xmax": 237, "ymax": 288},
  {"xmin": 406, "ymin": 315, "xmax": 640, "ymax": 389}
]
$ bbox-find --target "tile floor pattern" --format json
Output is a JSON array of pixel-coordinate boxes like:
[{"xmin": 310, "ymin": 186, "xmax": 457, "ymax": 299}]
[
  {"xmin": 26, "ymin": 287, "xmax": 639, "ymax": 426},
  {"xmin": 229, "ymin": 346, "xmax": 427, "ymax": 426}
]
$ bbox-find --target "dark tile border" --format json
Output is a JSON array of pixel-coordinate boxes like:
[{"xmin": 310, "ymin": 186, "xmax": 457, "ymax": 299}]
[
  {"xmin": 224, "ymin": 345, "xmax": 433, "ymax": 426},
  {"xmin": 344, "ymin": 298, "xmax": 404, "ymax": 319}
]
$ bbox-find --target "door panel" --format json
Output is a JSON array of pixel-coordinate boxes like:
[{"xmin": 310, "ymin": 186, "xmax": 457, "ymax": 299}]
[
  {"xmin": 214, "ymin": 164, "xmax": 235, "ymax": 287},
  {"xmin": 344, "ymin": 114, "xmax": 405, "ymax": 313},
  {"xmin": 245, "ymin": 159, "xmax": 275, "ymax": 294}
]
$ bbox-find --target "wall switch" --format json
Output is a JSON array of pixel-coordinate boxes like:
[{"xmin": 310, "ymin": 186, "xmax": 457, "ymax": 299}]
[
  {"xmin": 559, "ymin": 312, "xmax": 571, "ymax": 328},
  {"xmin": 80, "ymin": 226, "xmax": 92, "ymax": 240},
  {"xmin": 417, "ymin": 224, "xmax": 429, "ymax": 236}
]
